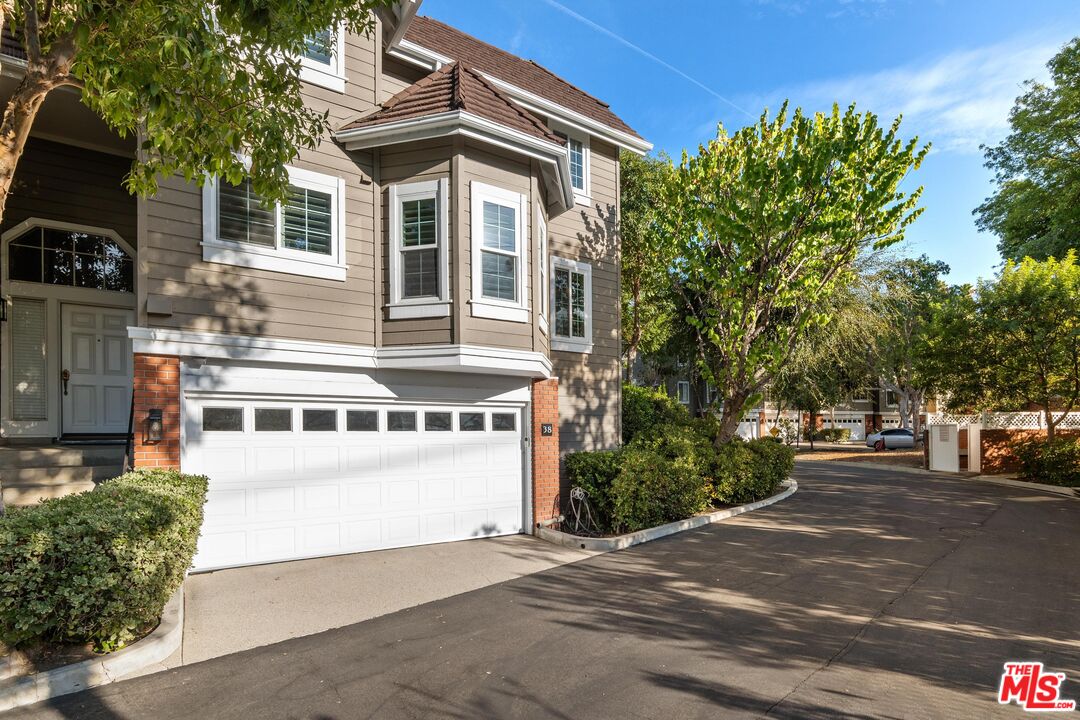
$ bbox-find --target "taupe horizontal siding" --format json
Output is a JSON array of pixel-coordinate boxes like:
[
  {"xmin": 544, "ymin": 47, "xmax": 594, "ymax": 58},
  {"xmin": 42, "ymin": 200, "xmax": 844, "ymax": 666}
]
[
  {"xmin": 549, "ymin": 139, "xmax": 621, "ymax": 455},
  {"xmin": 1, "ymin": 138, "xmax": 136, "ymax": 245}
]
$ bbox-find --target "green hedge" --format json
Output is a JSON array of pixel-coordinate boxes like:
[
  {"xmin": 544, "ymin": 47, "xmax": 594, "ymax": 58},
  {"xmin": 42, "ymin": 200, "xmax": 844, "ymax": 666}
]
[
  {"xmin": 567, "ymin": 403, "xmax": 794, "ymax": 533},
  {"xmin": 0, "ymin": 469, "xmax": 209, "ymax": 651},
  {"xmin": 1014, "ymin": 437, "xmax": 1080, "ymax": 487},
  {"xmin": 622, "ymin": 383, "xmax": 690, "ymax": 444},
  {"xmin": 803, "ymin": 427, "xmax": 852, "ymax": 442}
]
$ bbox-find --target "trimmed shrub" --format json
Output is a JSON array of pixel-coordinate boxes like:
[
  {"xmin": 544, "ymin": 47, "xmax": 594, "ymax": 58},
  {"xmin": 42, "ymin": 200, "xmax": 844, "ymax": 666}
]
[
  {"xmin": 622, "ymin": 383, "xmax": 690, "ymax": 444},
  {"xmin": 712, "ymin": 438, "xmax": 794, "ymax": 505},
  {"xmin": 803, "ymin": 427, "xmax": 852, "ymax": 442},
  {"xmin": 1014, "ymin": 437, "xmax": 1080, "ymax": 487},
  {"xmin": 0, "ymin": 469, "xmax": 209, "ymax": 651},
  {"xmin": 565, "ymin": 449, "xmax": 623, "ymax": 526},
  {"xmin": 610, "ymin": 446, "xmax": 710, "ymax": 532}
]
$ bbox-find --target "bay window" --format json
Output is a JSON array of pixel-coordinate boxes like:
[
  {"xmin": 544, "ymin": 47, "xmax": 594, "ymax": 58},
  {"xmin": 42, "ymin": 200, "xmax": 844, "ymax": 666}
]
[{"xmin": 470, "ymin": 181, "xmax": 528, "ymax": 323}]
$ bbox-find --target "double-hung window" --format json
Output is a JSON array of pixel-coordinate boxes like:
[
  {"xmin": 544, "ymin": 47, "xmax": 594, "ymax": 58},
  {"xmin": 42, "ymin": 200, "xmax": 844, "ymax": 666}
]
[
  {"xmin": 676, "ymin": 381, "xmax": 691, "ymax": 405},
  {"xmin": 299, "ymin": 26, "xmax": 346, "ymax": 92},
  {"xmin": 551, "ymin": 256, "xmax": 592, "ymax": 353},
  {"xmin": 554, "ymin": 130, "xmax": 589, "ymax": 203},
  {"xmin": 470, "ymin": 181, "xmax": 528, "ymax": 323},
  {"xmin": 202, "ymin": 164, "xmax": 346, "ymax": 281},
  {"xmin": 388, "ymin": 179, "xmax": 449, "ymax": 319}
]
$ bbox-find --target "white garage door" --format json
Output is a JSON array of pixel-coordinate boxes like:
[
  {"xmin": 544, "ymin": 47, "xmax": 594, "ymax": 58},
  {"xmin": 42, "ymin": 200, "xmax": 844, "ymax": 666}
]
[{"xmin": 183, "ymin": 399, "xmax": 527, "ymax": 571}]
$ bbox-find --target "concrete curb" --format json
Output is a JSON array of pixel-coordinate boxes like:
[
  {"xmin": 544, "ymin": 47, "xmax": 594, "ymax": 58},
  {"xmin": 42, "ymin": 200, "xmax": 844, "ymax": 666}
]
[
  {"xmin": 797, "ymin": 458, "xmax": 1078, "ymax": 499},
  {"xmin": 537, "ymin": 479, "xmax": 797, "ymax": 552},
  {"xmin": 0, "ymin": 585, "xmax": 184, "ymax": 712}
]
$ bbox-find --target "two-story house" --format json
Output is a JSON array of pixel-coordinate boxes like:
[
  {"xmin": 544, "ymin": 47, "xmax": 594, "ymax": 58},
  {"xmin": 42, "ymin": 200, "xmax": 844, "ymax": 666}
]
[{"xmin": 0, "ymin": 3, "xmax": 650, "ymax": 570}]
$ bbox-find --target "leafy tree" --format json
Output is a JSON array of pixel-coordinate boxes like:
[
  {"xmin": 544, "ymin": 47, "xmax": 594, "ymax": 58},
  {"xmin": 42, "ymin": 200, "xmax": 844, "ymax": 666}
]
[
  {"xmin": 874, "ymin": 255, "xmax": 951, "ymax": 438},
  {"xmin": 0, "ymin": 0, "xmax": 390, "ymax": 224},
  {"xmin": 662, "ymin": 103, "xmax": 928, "ymax": 444},
  {"xmin": 975, "ymin": 37, "xmax": 1080, "ymax": 262},
  {"xmin": 773, "ymin": 272, "xmax": 881, "ymax": 449},
  {"xmin": 620, "ymin": 150, "xmax": 674, "ymax": 379},
  {"xmin": 927, "ymin": 252, "xmax": 1080, "ymax": 442}
]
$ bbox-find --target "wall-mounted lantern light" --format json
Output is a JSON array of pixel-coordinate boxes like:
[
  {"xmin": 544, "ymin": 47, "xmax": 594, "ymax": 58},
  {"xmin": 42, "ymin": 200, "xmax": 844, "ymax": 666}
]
[{"xmin": 145, "ymin": 408, "xmax": 163, "ymax": 444}]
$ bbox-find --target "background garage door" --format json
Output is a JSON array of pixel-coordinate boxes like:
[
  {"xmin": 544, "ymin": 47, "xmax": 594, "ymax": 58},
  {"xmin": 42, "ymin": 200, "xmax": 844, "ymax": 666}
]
[{"xmin": 183, "ymin": 400, "xmax": 527, "ymax": 571}]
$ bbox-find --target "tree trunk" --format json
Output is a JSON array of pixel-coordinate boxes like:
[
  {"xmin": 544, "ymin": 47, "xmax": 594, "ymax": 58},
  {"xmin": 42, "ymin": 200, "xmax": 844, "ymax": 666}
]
[
  {"xmin": 0, "ymin": 73, "xmax": 58, "ymax": 225},
  {"xmin": 1045, "ymin": 405, "xmax": 1056, "ymax": 443},
  {"xmin": 808, "ymin": 410, "xmax": 816, "ymax": 450},
  {"xmin": 910, "ymin": 391, "xmax": 923, "ymax": 444},
  {"xmin": 715, "ymin": 388, "xmax": 751, "ymax": 445}
]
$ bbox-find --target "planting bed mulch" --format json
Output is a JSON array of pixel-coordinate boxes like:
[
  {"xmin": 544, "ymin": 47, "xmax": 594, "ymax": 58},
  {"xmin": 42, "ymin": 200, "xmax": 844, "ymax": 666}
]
[{"xmin": 0, "ymin": 622, "xmax": 155, "ymax": 681}]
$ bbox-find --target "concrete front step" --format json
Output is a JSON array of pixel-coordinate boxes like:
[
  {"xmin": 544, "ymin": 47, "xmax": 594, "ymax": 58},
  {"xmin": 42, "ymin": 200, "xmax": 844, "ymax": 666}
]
[
  {"xmin": 1, "ymin": 465, "xmax": 122, "ymax": 485},
  {"xmin": 0, "ymin": 446, "xmax": 125, "ymax": 468},
  {"xmin": 2, "ymin": 481, "xmax": 97, "ymax": 506}
]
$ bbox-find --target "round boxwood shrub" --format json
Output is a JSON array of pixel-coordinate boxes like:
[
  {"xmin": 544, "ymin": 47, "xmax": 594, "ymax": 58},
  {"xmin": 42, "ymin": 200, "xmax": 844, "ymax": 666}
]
[
  {"xmin": 610, "ymin": 445, "xmax": 710, "ymax": 532},
  {"xmin": 0, "ymin": 468, "xmax": 209, "ymax": 651}
]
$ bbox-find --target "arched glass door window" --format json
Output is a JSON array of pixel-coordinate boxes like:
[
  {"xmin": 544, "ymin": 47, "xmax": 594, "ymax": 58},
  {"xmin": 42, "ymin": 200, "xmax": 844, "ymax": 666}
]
[{"xmin": 8, "ymin": 226, "xmax": 133, "ymax": 292}]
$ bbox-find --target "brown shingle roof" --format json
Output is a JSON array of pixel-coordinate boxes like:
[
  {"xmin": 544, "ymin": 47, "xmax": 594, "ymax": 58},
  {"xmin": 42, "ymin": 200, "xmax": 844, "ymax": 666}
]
[
  {"xmin": 403, "ymin": 15, "xmax": 643, "ymax": 142},
  {"xmin": 340, "ymin": 62, "xmax": 565, "ymax": 146}
]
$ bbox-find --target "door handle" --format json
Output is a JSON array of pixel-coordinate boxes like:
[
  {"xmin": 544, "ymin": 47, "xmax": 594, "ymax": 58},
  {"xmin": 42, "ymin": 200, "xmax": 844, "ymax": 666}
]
[{"xmin": 61, "ymin": 369, "xmax": 70, "ymax": 396}]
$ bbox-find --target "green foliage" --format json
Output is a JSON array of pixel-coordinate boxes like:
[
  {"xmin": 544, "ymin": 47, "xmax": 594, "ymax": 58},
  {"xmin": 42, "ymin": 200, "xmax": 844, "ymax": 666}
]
[
  {"xmin": 927, "ymin": 253, "xmax": 1080, "ymax": 440},
  {"xmin": 621, "ymin": 382, "xmax": 690, "ymax": 443},
  {"xmin": 804, "ymin": 427, "xmax": 852, "ymax": 442},
  {"xmin": 620, "ymin": 151, "xmax": 676, "ymax": 371},
  {"xmin": 0, "ymin": 469, "xmax": 208, "ymax": 651},
  {"xmin": 976, "ymin": 38, "xmax": 1080, "ymax": 262},
  {"xmin": 661, "ymin": 102, "xmax": 928, "ymax": 442},
  {"xmin": 711, "ymin": 439, "xmax": 794, "ymax": 505},
  {"xmin": 1013, "ymin": 437, "xmax": 1080, "ymax": 487},
  {"xmin": 564, "ymin": 449, "xmax": 622, "ymax": 528},
  {"xmin": 3, "ymin": 1, "xmax": 390, "ymax": 206},
  {"xmin": 609, "ymin": 445, "xmax": 710, "ymax": 533}
]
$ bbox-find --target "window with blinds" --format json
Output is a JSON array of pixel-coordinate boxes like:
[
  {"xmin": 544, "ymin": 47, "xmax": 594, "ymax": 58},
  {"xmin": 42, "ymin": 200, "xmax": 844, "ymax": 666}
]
[
  {"xmin": 217, "ymin": 179, "xmax": 334, "ymax": 256},
  {"xmin": 11, "ymin": 298, "xmax": 47, "ymax": 420}
]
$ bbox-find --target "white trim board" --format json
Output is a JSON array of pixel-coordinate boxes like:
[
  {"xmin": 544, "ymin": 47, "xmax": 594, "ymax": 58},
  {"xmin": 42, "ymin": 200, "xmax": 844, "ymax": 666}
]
[{"xmin": 128, "ymin": 327, "xmax": 553, "ymax": 378}]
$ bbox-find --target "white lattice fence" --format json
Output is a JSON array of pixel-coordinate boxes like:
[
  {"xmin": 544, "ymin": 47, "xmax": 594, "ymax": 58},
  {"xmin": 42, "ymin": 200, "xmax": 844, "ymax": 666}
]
[{"xmin": 929, "ymin": 411, "xmax": 1080, "ymax": 429}]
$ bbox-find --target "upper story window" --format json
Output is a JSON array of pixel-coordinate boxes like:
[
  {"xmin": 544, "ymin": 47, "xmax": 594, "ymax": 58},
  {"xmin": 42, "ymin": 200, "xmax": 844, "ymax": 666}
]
[
  {"xmin": 6, "ymin": 224, "xmax": 133, "ymax": 292},
  {"xmin": 470, "ymin": 182, "xmax": 528, "ymax": 323},
  {"xmin": 299, "ymin": 26, "xmax": 346, "ymax": 93},
  {"xmin": 202, "ymin": 164, "xmax": 346, "ymax": 281},
  {"xmin": 388, "ymin": 179, "xmax": 449, "ymax": 319},
  {"xmin": 551, "ymin": 256, "xmax": 592, "ymax": 353},
  {"xmin": 554, "ymin": 129, "xmax": 590, "ymax": 202}
]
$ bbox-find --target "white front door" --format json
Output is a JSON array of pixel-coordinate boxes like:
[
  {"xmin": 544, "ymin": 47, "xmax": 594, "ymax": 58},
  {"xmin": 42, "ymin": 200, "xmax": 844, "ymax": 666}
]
[{"xmin": 60, "ymin": 304, "xmax": 134, "ymax": 435}]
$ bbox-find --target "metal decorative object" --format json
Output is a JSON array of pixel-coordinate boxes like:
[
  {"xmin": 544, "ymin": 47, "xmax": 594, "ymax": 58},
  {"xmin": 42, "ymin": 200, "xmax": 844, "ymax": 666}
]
[{"xmin": 567, "ymin": 486, "xmax": 601, "ymax": 537}]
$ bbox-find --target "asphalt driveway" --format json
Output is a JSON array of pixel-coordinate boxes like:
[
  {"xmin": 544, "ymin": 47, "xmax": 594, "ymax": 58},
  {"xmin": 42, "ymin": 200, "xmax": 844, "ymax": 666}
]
[{"xmin": 10, "ymin": 462, "xmax": 1080, "ymax": 719}]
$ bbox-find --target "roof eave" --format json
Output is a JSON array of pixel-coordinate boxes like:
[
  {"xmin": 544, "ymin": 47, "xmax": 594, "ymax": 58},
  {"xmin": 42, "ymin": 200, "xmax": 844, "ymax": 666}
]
[{"xmin": 336, "ymin": 111, "xmax": 575, "ymax": 209}]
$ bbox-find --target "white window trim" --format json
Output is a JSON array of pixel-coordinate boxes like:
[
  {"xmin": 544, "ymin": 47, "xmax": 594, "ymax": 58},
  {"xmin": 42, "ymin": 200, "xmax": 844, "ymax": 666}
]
[
  {"xmin": 550, "ymin": 255, "xmax": 593, "ymax": 353},
  {"xmin": 470, "ymin": 181, "xmax": 529, "ymax": 324},
  {"xmin": 388, "ymin": 178, "xmax": 450, "ymax": 320},
  {"xmin": 202, "ymin": 163, "xmax": 347, "ymax": 282},
  {"xmin": 553, "ymin": 123, "xmax": 591, "ymax": 205},
  {"xmin": 536, "ymin": 207, "xmax": 548, "ymax": 335},
  {"xmin": 299, "ymin": 24, "xmax": 347, "ymax": 93},
  {"xmin": 676, "ymin": 381, "xmax": 691, "ymax": 405}
]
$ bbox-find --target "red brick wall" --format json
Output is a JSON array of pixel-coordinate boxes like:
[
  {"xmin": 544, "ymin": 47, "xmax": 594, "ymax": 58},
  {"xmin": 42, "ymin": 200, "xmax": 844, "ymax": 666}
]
[
  {"xmin": 531, "ymin": 377, "xmax": 560, "ymax": 528},
  {"xmin": 133, "ymin": 354, "xmax": 181, "ymax": 469},
  {"xmin": 981, "ymin": 428, "xmax": 1080, "ymax": 474}
]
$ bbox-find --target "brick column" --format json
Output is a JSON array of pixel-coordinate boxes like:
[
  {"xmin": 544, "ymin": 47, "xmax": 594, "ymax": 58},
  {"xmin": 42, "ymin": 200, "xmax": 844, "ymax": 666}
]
[
  {"xmin": 531, "ymin": 377, "xmax": 559, "ymax": 529},
  {"xmin": 133, "ymin": 354, "xmax": 181, "ymax": 469}
]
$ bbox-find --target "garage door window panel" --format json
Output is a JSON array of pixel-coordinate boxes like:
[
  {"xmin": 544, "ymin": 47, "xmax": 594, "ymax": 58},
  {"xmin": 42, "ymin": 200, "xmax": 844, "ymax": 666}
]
[
  {"xmin": 388, "ymin": 411, "xmax": 417, "ymax": 432},
  {"xmin": 460, "ymin": 412, "xmax": 485, "ymax": 432},
  {"xmin": 255, "ymin": 408, "xmax": 292, "ymax": 432},
  {"xmin": 425, "ymin": 411, "xmax": 452, "ymax": 432},
  {"xmin": 203, "ymin": 407, "xmax": 243, "ymax": 432},
  {"xmin": 346, "ymin": 410, "xmax": 379, "ymax": 432},
  {"xmin": 492, "ymin": 413, "xmax": 516, "ymax": 431},
  {"xmin": 302, "ymin": 409, "xmax": 337, "ymax": 432}
]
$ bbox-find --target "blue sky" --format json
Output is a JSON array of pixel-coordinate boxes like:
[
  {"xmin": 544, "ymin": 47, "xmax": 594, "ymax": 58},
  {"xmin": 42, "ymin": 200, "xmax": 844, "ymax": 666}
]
[{"xmin": 418, "ymin": 0, "xmax": 1080, "ymax": 285}]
